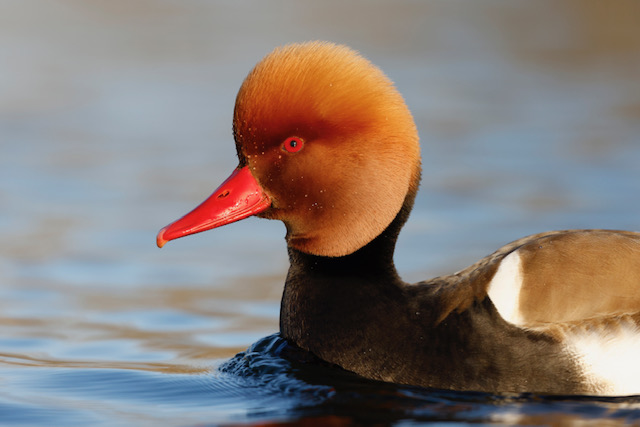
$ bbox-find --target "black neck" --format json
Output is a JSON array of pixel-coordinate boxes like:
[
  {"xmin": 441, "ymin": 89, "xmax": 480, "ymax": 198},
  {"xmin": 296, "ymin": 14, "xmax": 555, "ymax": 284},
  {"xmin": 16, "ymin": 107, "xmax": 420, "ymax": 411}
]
[{"xmin": 286, "ymin": 180, "xmax": 418, "ymax": 280}]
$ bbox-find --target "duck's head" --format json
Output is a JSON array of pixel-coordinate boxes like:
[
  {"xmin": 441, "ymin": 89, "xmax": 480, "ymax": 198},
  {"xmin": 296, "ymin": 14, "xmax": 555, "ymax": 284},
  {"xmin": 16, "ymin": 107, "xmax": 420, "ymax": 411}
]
[{"xmin": 157, "ymin": 41, "xmax": 421, "ymax": 257}]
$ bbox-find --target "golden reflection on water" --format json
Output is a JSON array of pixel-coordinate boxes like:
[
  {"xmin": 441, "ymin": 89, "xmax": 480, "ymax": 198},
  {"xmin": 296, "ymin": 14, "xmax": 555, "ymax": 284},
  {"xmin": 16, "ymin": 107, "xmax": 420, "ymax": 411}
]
[{"xmin": 0, "ymin": 274, "xmax": 283, "ymax": 374}]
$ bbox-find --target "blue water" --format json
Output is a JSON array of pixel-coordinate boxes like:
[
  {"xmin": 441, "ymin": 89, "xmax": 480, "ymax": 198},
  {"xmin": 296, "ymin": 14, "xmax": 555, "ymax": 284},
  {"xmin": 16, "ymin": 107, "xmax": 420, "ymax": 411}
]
[
  {"xmin": 2, "ymin": 1, "xmax": 640, "ymax": 425},
  {"xmin": 2, "ymin": 334, "xmax": 639, "ymax": 425}
]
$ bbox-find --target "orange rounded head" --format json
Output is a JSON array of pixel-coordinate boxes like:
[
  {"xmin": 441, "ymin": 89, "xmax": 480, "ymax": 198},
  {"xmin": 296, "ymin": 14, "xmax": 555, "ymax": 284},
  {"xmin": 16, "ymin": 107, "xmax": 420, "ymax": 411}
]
[{"xmin": 158, "ymin": 41, "xmax": 421, "ymax": 257}]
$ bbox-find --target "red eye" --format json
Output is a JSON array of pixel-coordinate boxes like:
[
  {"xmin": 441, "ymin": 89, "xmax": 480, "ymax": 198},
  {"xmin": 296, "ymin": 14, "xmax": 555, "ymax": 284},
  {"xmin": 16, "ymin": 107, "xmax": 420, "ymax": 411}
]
[{"xmin": 282, "ymin": 137, "xmax": 304, "ymax": 153}]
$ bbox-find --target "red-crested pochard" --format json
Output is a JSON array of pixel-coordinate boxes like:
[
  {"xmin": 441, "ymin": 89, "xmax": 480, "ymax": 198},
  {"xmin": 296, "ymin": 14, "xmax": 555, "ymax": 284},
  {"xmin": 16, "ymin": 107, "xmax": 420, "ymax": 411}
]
[{"xmin": 157, "ymin": 41, "xmax": 640, "ymax": 395}]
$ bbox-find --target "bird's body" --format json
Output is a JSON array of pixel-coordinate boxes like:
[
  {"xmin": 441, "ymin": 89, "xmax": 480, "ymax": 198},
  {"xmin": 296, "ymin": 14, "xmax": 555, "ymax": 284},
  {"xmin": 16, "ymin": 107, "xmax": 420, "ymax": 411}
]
[{"xmin": 158, "ymin": 42, "xmax": 640, "ymax": 395}]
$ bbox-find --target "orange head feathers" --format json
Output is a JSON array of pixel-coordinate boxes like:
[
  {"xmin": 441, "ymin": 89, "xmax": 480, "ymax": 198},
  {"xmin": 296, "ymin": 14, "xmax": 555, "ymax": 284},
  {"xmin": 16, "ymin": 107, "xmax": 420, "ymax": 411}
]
[{"xmin": 159, "ymin": 41, "xmax": 421, "ymax": 257}]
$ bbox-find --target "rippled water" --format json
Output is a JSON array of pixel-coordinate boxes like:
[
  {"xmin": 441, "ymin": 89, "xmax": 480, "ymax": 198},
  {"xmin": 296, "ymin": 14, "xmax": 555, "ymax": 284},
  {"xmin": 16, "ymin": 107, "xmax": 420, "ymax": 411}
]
[{"xmin": 2, "ymin": 1, "xmax": 640, "ymax": 425}]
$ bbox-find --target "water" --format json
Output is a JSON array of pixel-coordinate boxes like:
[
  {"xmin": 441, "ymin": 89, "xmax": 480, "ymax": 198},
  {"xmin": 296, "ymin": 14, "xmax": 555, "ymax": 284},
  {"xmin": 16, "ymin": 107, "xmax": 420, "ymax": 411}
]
[{"xmin": 1, "ymin": 1, "xmax": 640, "ymax": 425}]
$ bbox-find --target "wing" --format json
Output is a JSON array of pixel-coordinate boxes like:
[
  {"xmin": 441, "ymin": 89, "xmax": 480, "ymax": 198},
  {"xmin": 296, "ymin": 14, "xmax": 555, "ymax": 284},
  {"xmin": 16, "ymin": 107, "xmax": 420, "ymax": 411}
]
[
  {"xmin": 485, "ymin": 229, "xmax": 640, "ymax": 326},
  {"xmin": 422, "ymin": 229, "xmax": 640, "ymax": 395}
]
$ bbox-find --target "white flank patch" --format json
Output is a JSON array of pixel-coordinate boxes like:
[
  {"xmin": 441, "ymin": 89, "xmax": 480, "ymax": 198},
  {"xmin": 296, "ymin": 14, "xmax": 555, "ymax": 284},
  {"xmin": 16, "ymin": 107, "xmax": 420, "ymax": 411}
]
[
  {"xmin": 565, "ymin": 319, "xmax": 640, "ymax": 396},
  {"xmin": 487, "ymin": 251, "xmax": 525, "ymax": 325}
]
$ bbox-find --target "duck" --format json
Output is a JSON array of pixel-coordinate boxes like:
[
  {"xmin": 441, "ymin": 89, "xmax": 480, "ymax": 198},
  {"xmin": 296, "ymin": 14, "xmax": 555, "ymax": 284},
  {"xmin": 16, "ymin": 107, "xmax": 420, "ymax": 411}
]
[{"xmin": 157, "ymin": 41, "xmax": 640, "ymax": 396}]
